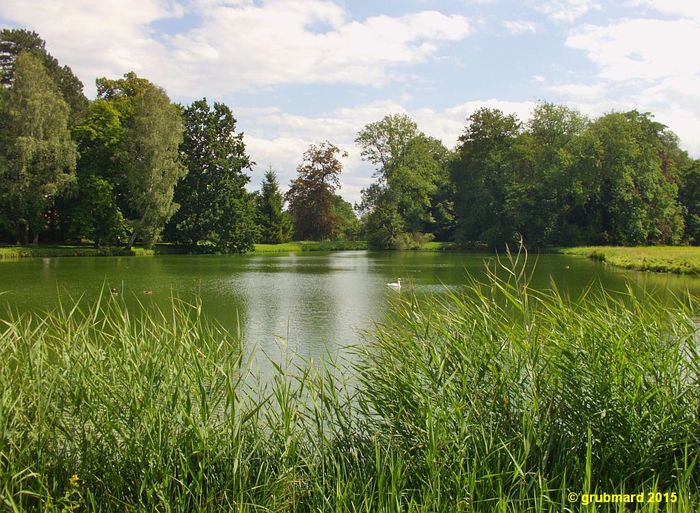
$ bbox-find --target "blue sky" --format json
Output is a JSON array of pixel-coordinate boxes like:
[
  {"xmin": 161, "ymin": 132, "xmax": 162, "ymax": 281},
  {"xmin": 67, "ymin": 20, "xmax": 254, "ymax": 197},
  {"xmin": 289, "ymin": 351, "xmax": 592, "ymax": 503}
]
[{"xmin": 2, "ymin": 0, "xmax": 700, "ymax": 203}]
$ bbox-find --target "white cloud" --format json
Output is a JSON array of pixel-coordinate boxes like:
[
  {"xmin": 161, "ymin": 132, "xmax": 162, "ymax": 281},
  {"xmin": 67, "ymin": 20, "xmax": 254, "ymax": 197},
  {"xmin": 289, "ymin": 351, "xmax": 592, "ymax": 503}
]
[
  {"xmin": 0, "ymin": 0, "xmax": 182, "ymax": 89},
  {"xmin": 530, "ymin": 0, "xmax": 600, "ymax": 22},
  {"xmin": 503, "ymin": 20, "xmax": 538, "ymax": 34},
  {"xmin": 561, "ymin": 12, "xmax": 700, "ymax": 157},
  {"xmin": 627, "ymin": 1, "xmax": 700, "ymax": 20},
  {"xmin": 0, "ymin": 0, "xmax": 471, "ymax": 96},
  {"xmin": 548, "ymin": 82, "xmax": 607, "ymax": 101},
  {"xmin": 567, "ymin": 19, "xmax": 700, "ymax": 82}
]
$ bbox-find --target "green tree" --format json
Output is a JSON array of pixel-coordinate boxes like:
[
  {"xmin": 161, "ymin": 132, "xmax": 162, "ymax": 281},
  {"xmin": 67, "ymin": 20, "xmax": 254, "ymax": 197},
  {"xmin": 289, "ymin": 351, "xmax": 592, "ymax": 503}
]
[
  {"xmin": 357, "ymin": 114, "xmax": 450, "ymax": 248},
  {"xmin": 286, "ymin": 142, "xmax": 347, "ymax": 240},
  {"xmin": 679, "ymin": 160, "xmax": 700, "ymax": 244},
  {"xmin": 506, "ymin": 103, "xmax": 589, "ymax": 247},
  {"xmin": 256, "ymin": 168, "xmax": 293, "ymax": 244},
  {"xmin": 96, "ymin": 72, "xmax": 186, "ymax": 249},
  {"xmin": 331, "ymin": 194, "xmax": 360, "ymax": 240},
  {"xmin": 452, "ymin": 108, "xmax": 521, "ymax": 248},
  {"xmin": 0, "ymin": 52, "xmax": 77, "ymax": 244},
  {"xmin": 585, "ymin": 111, "xmax": 685, "ymax": 245},
  {"xmin": 69, "ymin": 175, "xmax": 127, "ymax": 246},
  {"xmin": 73, "ymin": 99, "xmax": 124, "ymax": 182},
  {"xmin": 167, "ymin": 98, "xmax": 256, "ymax": 252},
  {"xmin": 0, "ymin": 29, "xmax": 88, "ymax": 126}
]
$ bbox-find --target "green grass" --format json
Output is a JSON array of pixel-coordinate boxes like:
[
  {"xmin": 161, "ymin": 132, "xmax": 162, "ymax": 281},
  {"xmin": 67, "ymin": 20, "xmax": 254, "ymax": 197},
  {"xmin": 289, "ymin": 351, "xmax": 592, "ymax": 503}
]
[
  {"xmin": 253, "ymin": 240, "xmax": 368, "ymax": 252},
  {"xmin": 0, "ymin": 244, "xmax": 154, "ymax": 259},
  {"xmin": 560, "ymin": 246, "xmax": 700, "ymax": 274},
  {"xmin": 1, "ymin": 253, "xmax": 698, "ymax": 511},
  {"xmin": 0, "ymin": 241, "xmax": 369, "ymax": 259},
  {"xmin": 416, "ymin": 241, "xmax": 456, "ymax": 251}
]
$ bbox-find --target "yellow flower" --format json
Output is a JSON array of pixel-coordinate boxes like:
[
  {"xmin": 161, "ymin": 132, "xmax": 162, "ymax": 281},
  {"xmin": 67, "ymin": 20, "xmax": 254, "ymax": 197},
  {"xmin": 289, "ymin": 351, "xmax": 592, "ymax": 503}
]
[{"xmin": 69, "ymin": 474, "xmax": 80, "ymax": 486}]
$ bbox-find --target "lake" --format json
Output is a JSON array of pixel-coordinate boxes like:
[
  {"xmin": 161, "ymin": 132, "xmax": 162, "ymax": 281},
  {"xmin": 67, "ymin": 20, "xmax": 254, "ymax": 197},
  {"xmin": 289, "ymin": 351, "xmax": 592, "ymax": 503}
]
[{"xmin": 2, "ymin": 251, "xmax": 700, "ymax": 368}]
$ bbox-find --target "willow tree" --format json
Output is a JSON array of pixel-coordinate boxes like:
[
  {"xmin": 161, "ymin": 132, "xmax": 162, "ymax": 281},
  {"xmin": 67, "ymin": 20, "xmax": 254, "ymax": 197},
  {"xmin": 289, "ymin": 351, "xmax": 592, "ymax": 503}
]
[
  {"xmin": 286, "ymin": 142, "xmax": 346, "ymax": 240},
  {"xmin": 0, "ymin": 51, "xmax": 76, "ymax": 244}
]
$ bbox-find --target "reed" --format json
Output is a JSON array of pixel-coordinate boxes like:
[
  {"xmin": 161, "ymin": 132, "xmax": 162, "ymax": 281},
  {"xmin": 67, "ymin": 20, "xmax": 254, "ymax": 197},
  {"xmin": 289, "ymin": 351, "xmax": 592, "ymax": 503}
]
[{"xmin": 1, "ymin": 252, "xmax": 698, "ymax": 511}]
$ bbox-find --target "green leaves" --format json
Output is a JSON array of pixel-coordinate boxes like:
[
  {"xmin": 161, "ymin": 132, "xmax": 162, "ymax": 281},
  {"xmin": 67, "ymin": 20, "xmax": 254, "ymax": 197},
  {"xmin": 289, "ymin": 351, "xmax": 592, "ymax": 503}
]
[
  {"xmin": 356, "ymin": 114, "xmax": 449, "ymax": 249},
  {"xmin": 0, "ymin": 51, "xmax": 77, "ymax": 244},
  {"xmin": 256, "ymin": 169, "xmax": 293, "ymax": 244},
  {"xmin": 167, "ymin": 98, "xmax": 256, "ymax": 252},
  {"xmin": 286, "ymin": 141, "xmax": 347, "ymax": 241},
  {"xmin": 452, "ymin": 105, "xmax": 692, "ymax": 248}
]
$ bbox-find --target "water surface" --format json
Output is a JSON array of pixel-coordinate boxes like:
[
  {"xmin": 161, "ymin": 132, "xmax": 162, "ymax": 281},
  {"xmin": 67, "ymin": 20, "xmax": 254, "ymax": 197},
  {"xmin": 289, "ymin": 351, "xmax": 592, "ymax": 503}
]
[{"xmin": 2, "ymin": 251, "xmax": 699, "ymax": 366}]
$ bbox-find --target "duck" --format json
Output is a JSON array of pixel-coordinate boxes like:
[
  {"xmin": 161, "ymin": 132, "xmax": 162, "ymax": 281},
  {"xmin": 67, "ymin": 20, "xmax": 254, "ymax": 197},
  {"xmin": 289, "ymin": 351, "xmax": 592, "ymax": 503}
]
[
  {"xmin": 143, "ymin": 289, "xmax": 153, "ymax": 295},
  {"xmin": 387, "ymin": 278, "xmax": 402, "ymax": 290},
  {"xmin": 110, "ymin": 287, "xmax": 119, "ymax": 295}
]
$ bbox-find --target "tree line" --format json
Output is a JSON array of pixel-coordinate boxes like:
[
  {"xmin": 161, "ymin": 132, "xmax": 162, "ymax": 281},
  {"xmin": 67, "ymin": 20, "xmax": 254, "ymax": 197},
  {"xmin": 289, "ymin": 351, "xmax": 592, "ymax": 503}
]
[{"xmin": 1, "ymin": 29, "xmax": 699, "ymax": 252}]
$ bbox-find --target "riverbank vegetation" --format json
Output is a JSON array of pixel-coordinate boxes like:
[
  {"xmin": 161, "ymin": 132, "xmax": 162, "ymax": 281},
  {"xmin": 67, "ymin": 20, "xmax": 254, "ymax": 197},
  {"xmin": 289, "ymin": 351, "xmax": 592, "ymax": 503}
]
[
  {"xmin": 3, "ymin": 29, "xmax": 700, "ymax": 254},
  {"xmin": 1, "ymin": 257, "xmax": 698, "ymax": 512},
  {"xmin": 562, "ymin": 246, "xmax": 700, "ymax": 274},
  {"xmin": 0, "ymin": 241, "xmax": 371, "ymax": 259}
]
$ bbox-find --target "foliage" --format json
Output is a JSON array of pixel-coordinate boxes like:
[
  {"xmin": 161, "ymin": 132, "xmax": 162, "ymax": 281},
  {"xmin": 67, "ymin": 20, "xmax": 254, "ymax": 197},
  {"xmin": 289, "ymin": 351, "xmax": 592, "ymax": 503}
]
[
  {"xmin": 356, "ymin": 114, "xmax": 450, "ymax": 248},
  {"xmin": 452, "ymin": 107, "xmax": 521, "ymax": 248},
  {"xmin": 0, "ymin": 52, "xmax": 77, "ymax": 244},
  {"xmin": 331, "ymin": 194, "xmax": 361, "ymax": 240},
  {"xmin": 680, "ymin": 160, "xmax": 700, "ymax": 244},
  {"xmin": 451, "ymin": 105, "xmax": 692, "ymax": 249},
  {"xmin": 255, "ymin": 168, "xmax": 293, "ymax": 244},
  {"xmin": 0, "ymin": 28, "xmax": 88, "ymax": 126},
  {"xmin": 585, "ymin": 111, "xmax": 686, "ymax": 245},
  {"xmin": 286, "ymin": 141, "xmax": 347, "ymax": 240},
  {"xmin": 96, "ymin": 73, "xmax": 186, "ymax": 249},
  {"xmin": 68, "ymin": 175, "xmax": 127, "ymax": 246},
  {"xmin": 166, "ymin": 98, "xmax": 256, "ymax": 252}
]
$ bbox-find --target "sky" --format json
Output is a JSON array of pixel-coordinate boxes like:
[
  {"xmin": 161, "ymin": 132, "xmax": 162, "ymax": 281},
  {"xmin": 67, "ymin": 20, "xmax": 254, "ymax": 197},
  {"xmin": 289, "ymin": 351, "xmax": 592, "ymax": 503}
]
[{"xmin": 2, "ymin": 0, "xmax": 700, "ymax": 204}]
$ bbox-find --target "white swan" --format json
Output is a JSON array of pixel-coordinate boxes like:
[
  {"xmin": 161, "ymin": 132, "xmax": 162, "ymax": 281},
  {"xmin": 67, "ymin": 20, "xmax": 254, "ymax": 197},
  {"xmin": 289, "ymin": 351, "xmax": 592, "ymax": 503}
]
[{"xmin": 387, "ymin": 278, "xmax": 402, "ymax": 290}]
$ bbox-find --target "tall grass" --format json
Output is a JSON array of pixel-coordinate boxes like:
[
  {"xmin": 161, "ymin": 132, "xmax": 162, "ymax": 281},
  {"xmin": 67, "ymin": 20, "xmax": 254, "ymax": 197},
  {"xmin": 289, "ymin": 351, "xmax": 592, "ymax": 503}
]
[
  {"xmin": 357, "ymin": 250, "xmax": 700, "ymax": 511},
  {"xmin": 1, "ymin": 253, "xmax": 699, "ymax": 512}
]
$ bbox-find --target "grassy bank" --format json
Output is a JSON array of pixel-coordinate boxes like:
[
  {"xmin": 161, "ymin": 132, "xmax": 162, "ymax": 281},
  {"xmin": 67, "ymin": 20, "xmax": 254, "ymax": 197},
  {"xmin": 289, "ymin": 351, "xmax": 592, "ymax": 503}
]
[
  {"xmin": 561, "ymin": 246, "xmax": 700, "ymax": 274},
  {"xmin": 0, "ymin": 241, "xmax": 368, "ymax": 259},
  {"xmin": 1, "ymin": 260, "xmax": 699, "ymax": 512},
  {"xmin": 253, "ymin": 240, "xmax": 368, "ymax": 252},
  {"xmin": 0, "ymin": 244, "xmax": 156, "ymax": 259},
  {"xmin": 0, "ymin": 240, "xmax": 466, "ymax": 259}
]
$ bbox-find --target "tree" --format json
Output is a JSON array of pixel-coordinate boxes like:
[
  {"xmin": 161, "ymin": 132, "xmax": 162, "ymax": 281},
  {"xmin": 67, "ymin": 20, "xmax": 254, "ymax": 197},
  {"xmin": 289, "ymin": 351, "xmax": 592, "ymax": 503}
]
[
  {"xmin": 0, "ymin": 29, "xmax": 88, "ymax": 126},
  {"xmin": 69, "ymin": 175, "xmax": 127, "ymax": 247},
  {"xmin": 0, "ymin": 52, "xmax": 77, "ymax": 244},
  {"xmin": 95, "ymin": 72, "xmax": 186, "ymax": 249},
  {"xmin": 166, "ymin": 98, "xmax": 256, "ymax": 252},
  {"xmin": 585, "ymin": 111, "xmax": 685, "ymax": 245},
  {"xmin": 452, "ymin": 108, "xmax": 521, "ymax": 248},
  {"xmin": 256, "ymin": 168, "xmax": 293, "ymax": 244},
  {"xmin": 331, "ymin": 195, "xmax": 360, "ymax": 240},
  {"xmin": 286, "ymin": 142, "xmax": 347, "ymax": 240},
  {"xmin": 679, "ymin": 160, "xmax": 700, "ymax": 244},
  {"xmin": 505, "ymin": 103, "xmax": 589, "ymax": 247},
  {"xmin": 356, "ymin": 114, "xmax": 449, "ymax": 248}
]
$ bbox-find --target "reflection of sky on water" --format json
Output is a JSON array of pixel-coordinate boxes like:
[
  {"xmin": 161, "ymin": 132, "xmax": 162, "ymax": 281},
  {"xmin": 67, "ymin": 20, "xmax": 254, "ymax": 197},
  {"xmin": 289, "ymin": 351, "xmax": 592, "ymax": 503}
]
[{"xmin": 3, "ymin": 251, "xmax": 700, "ymax": 381}]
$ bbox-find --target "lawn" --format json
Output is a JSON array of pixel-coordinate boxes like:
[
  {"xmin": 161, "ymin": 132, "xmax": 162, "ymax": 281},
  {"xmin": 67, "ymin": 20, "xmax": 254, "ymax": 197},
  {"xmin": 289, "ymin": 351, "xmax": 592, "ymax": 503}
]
[{"xmin": 560, "ymin": 246, "xmax": 700, "ymax": 274}]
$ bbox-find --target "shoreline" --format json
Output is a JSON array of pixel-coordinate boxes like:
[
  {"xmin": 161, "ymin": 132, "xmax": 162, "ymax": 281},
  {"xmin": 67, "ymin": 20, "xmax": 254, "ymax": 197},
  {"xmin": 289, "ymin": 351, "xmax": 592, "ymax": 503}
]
[{"xmin": 559, "ymin": 246, "xmax": 700, "ymax": 275}]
